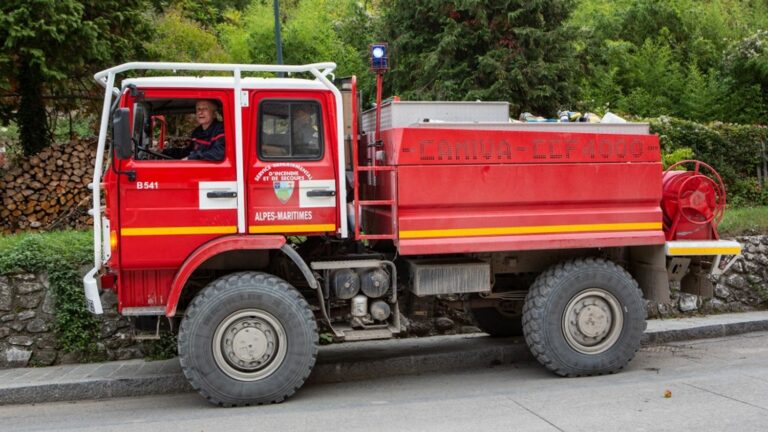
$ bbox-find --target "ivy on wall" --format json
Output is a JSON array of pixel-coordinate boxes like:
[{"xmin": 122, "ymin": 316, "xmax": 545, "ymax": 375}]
[{"xmin": 0, "ymin": 231, "xmax": 99, "ymax": 355}]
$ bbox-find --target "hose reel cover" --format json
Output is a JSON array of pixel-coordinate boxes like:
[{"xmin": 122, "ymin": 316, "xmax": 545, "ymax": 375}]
[{"xmin": 661, "ymin": 160, "xmax": 725, "ymax": 240}]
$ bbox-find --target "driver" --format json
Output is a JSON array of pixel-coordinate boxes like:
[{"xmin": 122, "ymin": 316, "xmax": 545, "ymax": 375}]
[
  {"xmin": 162, "ymin": 99, "xmax": 225, "ymax": 161},
  {"xmin": 187, "ymin": 99, "xmax": 225, "ymax": 161}
]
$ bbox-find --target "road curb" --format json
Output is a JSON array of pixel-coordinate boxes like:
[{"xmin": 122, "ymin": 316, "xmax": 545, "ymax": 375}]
[
  {"xmin": 642, "ymin": 318, "xmax": 768, "ymax": 345},
  {"xmin": 1, "ymin": 315, "xmax": 767, "ymax": 406},
  {"xmin": 0, "ymin": 374, "xmax": 192, "ymax": 407}
]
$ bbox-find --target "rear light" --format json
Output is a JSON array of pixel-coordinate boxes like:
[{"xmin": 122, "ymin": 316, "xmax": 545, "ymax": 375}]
[{"xmin": 110, "ymin": 230, "xmax": 118, "ymax": 250}]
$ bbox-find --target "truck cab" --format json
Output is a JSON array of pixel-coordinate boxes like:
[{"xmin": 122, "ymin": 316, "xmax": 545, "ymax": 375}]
[{"xmin": 102, "ymin": 76, "xmax": 344, "ymax": 314}]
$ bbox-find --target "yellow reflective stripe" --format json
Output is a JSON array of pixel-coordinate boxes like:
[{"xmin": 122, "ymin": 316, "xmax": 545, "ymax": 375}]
[
  {"xmin": 121, "ymin": 226, "xmax": 237, "ymax": 236},
  {"xmin": 399, "ymin": 222, "xmax": 662, "ymax": 239},
  {"xmin": 667, "ymin": 247, "xmax": 742, "ymax": 256},
  {"xmin": 249, "ymin": 224, "xmax": 336, "ymax": 234}
]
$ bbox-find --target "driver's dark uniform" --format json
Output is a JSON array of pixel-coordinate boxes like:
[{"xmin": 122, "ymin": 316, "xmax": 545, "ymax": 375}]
[
  {"xmin": 188, "ymin": 120, "xmax": 225, "ymax": 161},
  {"xmin": 160, "ymin": 120, "xmax": 225, "ymax": 161}
]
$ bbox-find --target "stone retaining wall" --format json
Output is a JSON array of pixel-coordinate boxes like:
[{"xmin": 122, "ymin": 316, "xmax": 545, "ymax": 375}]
[
  {"xmin": 2, "ymin": 236, "xmax": 767, "ymax": 368},
  {"xmin": 0, "ymin": 275, "xmax": 141, "ymax": 368},
  {"xmin": 710, "ymin": 236, "xmax": 768, "ymax": 310}
]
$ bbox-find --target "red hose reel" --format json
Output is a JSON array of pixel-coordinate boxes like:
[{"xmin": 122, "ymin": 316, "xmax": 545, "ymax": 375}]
[{"xmin": 662, "ymin": 160, "xmax": 726, "ymax": 241}]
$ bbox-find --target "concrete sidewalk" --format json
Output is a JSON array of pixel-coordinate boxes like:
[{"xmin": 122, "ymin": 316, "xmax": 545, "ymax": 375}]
[{"xmin": 1, "ymin": 311, "xmax": 767, "ymax": 406}]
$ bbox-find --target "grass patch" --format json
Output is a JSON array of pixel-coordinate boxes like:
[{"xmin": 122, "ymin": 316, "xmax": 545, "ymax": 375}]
[
  {"xmin": 0, "ymin": 230, "xmax": 92, "ymax": 263},
  {"xmin": 719, "ymin": 206, "xmax": 768, "ymax": 236},
  {"xmin": 0, "ymin": 230, "xmax": 99, "ymax": 356}
]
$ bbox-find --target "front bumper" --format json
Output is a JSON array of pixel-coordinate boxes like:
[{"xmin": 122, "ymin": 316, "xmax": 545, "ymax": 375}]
[{"xmin": 83, "ymin": 267, "xmax": 104, "ymax": 314}]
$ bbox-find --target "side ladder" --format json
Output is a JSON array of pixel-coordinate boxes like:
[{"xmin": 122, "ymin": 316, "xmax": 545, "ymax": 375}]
[{"xmin": 354, "ymin": 165, "xmax": 397, "ymax": 241}]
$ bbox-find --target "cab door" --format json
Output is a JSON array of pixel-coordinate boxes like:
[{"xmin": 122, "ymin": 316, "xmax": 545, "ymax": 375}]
[
  {"xmin": 246, "ymin": 91, "xmax": 339, "ymax": 236},
  {"xmin": 115, "ymin": 89, "xmax": 238, "ymax": 308}
]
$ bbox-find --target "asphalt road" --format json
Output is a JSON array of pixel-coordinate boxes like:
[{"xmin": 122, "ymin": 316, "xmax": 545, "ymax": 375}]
[{"xmin": 2, "ymin": 332, "xmax": 768, "ymax": 432}]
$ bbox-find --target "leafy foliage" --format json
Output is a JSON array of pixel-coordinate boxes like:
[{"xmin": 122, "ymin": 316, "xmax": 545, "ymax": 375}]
[
  {"xmin": 143, "ymin": 332, "xmax": 178, "ymax": 360},
  {"xmin": 218, "ymin": 0, "xmax": 373, "ymax": 96},
  {"xmin": 650, "ymin": 117, "xmax": 768, "ymax": 207},
  {"xmin": 0, "ymin": 231, "xmax": 99, "ymax": 355},
  {"xmin": 573, "ymin": 0, "xmax": 768, "ymax": 123},
  {"xmin": 381, "ymin": 0, "xmax": 580, "ymax": 115},
  {"xmin": 0, "ymin": 0, "xmax": 153, "ymax": 155},
  {"xmin": 661, "ymin": 146, "xmax": 694, "ymax": 170},
  {"xmin": 721, "ymin": 30, "xmax": 768, "ymax": 123},
  {"xmin": 172, "ymin": 0, "xmax": 251, "ymax": 27},
  {"xmin": 145, "ymin": 7, "xmax": 231, "ymax": 63}
]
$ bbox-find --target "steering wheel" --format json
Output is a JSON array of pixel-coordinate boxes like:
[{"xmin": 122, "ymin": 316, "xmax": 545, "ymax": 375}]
[{"xmin": 137, "ymin": 144, "xmax": 174, "ymax": 160}]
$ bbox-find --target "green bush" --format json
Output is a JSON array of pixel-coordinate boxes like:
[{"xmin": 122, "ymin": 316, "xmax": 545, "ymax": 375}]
[
  {"xmin": 0, "ymin": 231, "xmax": 99, "ymax": 356},
  {"xmin": 651, "ymin": 117, "xmax": 768, "ymax": 207}
]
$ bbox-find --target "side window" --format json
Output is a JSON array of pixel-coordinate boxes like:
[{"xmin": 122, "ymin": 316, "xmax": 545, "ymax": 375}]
[
  {"xmin": 259, "ymin": 100, "xmax": 323, "ymax": 161},
  {"xmin": 132, "ymin": 98, "xmax": 226, "ymax": 162}
]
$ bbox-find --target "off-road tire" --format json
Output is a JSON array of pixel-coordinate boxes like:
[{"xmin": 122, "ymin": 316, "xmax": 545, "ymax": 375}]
[
  {"xmin": 522, "ymin": 258, "xmax": 646, "ymax": 377},
  {"xmin": 469, "ymin": 306, "xmax": 523, "ymax": 337},
  {"xmin": 178, "ymin": 272, "xmax": 318, "ymax": 407}
]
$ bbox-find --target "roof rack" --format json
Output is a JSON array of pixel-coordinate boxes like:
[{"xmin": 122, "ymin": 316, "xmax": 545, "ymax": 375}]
[{"xmin": 93, "ymin": 62, "xmax": 337, "ymax": 88}]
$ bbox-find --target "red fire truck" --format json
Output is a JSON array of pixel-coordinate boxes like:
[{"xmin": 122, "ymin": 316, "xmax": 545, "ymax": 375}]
[{"xmin": 84, "ymin": 57, "xmax": 741, "ymax": 406}]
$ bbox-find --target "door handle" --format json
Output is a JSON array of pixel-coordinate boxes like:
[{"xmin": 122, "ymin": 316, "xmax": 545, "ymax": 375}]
[
  {"xmin": 207, "ymin": 191, "xmax": 237, "ymax": 198},
  {"xmin": 306, "ymin": 189, "xmax": 336, "ymax": 197}
]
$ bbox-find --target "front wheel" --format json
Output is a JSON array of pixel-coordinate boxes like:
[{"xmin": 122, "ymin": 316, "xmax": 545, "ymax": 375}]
[
  {"xmin": 178, "ymin": 272, "xmax": 318, "ymax": 406},
  {"xmin": 522, "ymin": 258, "xmax": 646, "ymax": 376}
]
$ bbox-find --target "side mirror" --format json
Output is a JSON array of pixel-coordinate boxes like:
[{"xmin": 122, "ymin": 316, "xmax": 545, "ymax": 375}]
[{"xmin": 113, "ymin": 108, "xmax": 132, "ymax": 160}]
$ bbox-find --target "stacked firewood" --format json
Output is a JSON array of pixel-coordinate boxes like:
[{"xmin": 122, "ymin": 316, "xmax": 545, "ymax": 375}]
[{"xmin": 0, "ymin": 139, "xmax": 96, "ymax": 233}]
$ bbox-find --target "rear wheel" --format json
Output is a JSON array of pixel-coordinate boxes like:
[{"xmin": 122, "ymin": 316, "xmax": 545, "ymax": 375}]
[
  {"xmin": 178, "ymin": 272, "xmax": 318, "ymax": 406},
  {"xmin": 522, "ymin": 258, "xmax": 646, "ymax": 376}
]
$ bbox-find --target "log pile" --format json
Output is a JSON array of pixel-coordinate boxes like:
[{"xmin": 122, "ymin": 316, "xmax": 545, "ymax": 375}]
[{"xmin": 0, "ymin": 139, "xmax": 96, "ymax": 233}]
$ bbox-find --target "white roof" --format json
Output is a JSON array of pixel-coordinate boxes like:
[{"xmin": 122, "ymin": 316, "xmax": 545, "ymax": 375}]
[{"xmin": 121, "ymin": 76, "xmax": 328, "ymax": 91}]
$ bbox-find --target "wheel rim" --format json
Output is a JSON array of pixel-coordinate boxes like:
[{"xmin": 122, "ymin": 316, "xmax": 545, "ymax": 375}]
[
  {"xmin": 212, "ymin": 309, "xmax": 287, "ymax": 381},
  {"xmin": 561, "ymin": 288, "xmax": 623, "ymax": 354}
]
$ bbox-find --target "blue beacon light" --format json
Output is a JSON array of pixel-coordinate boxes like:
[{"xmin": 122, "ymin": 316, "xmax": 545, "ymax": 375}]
[{"xmin": 370, "ymin": 43, "xmax": 389, "ymax": 71}]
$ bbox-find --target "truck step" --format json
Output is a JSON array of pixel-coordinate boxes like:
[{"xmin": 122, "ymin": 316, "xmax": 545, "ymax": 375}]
[
  {"xmin": 337, "ymin": 326, "xmax": 399, "ymax": 342},
  {"xmin": 121, "ymin": 306, "xmax": 166, "ymax": 316}
]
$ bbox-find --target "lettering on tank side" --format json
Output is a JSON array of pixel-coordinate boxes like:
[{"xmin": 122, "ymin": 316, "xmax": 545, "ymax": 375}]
[{"xmin": 413, "ymin": 136, "xmax": 653, "ymax": 162}]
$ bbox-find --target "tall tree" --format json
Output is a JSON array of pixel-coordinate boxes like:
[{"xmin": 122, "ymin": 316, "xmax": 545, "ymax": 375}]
[
  {"xmin": 572, "ymin": 0, "xmax": 768, "ymax": 122},
  {"xmin": 722, "ymin": 30, "xmax": 768, "ymax": 124},
  {"xmin": 219, "ymin": 0, "xmax": 369, "ymax": 80},
  {"xmin": 145, "ymin": 7, "xmax": 231, "ymax": 63},
  {"xmin": 0, "ymin": 0, "xmax": 152, "ymax": 155},
  {"xmin": 159, "ymin": 0, "xmax": 252, "ymax": 28},
  {"xmin": 381, "ymin": 0, "xmax": 580, "ymax": 116}
]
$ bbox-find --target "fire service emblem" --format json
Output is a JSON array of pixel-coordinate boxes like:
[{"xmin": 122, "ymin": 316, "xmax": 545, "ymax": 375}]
[{"xmin": 273, "ymin": 181, "xmax": 295, "ymax": 204}]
